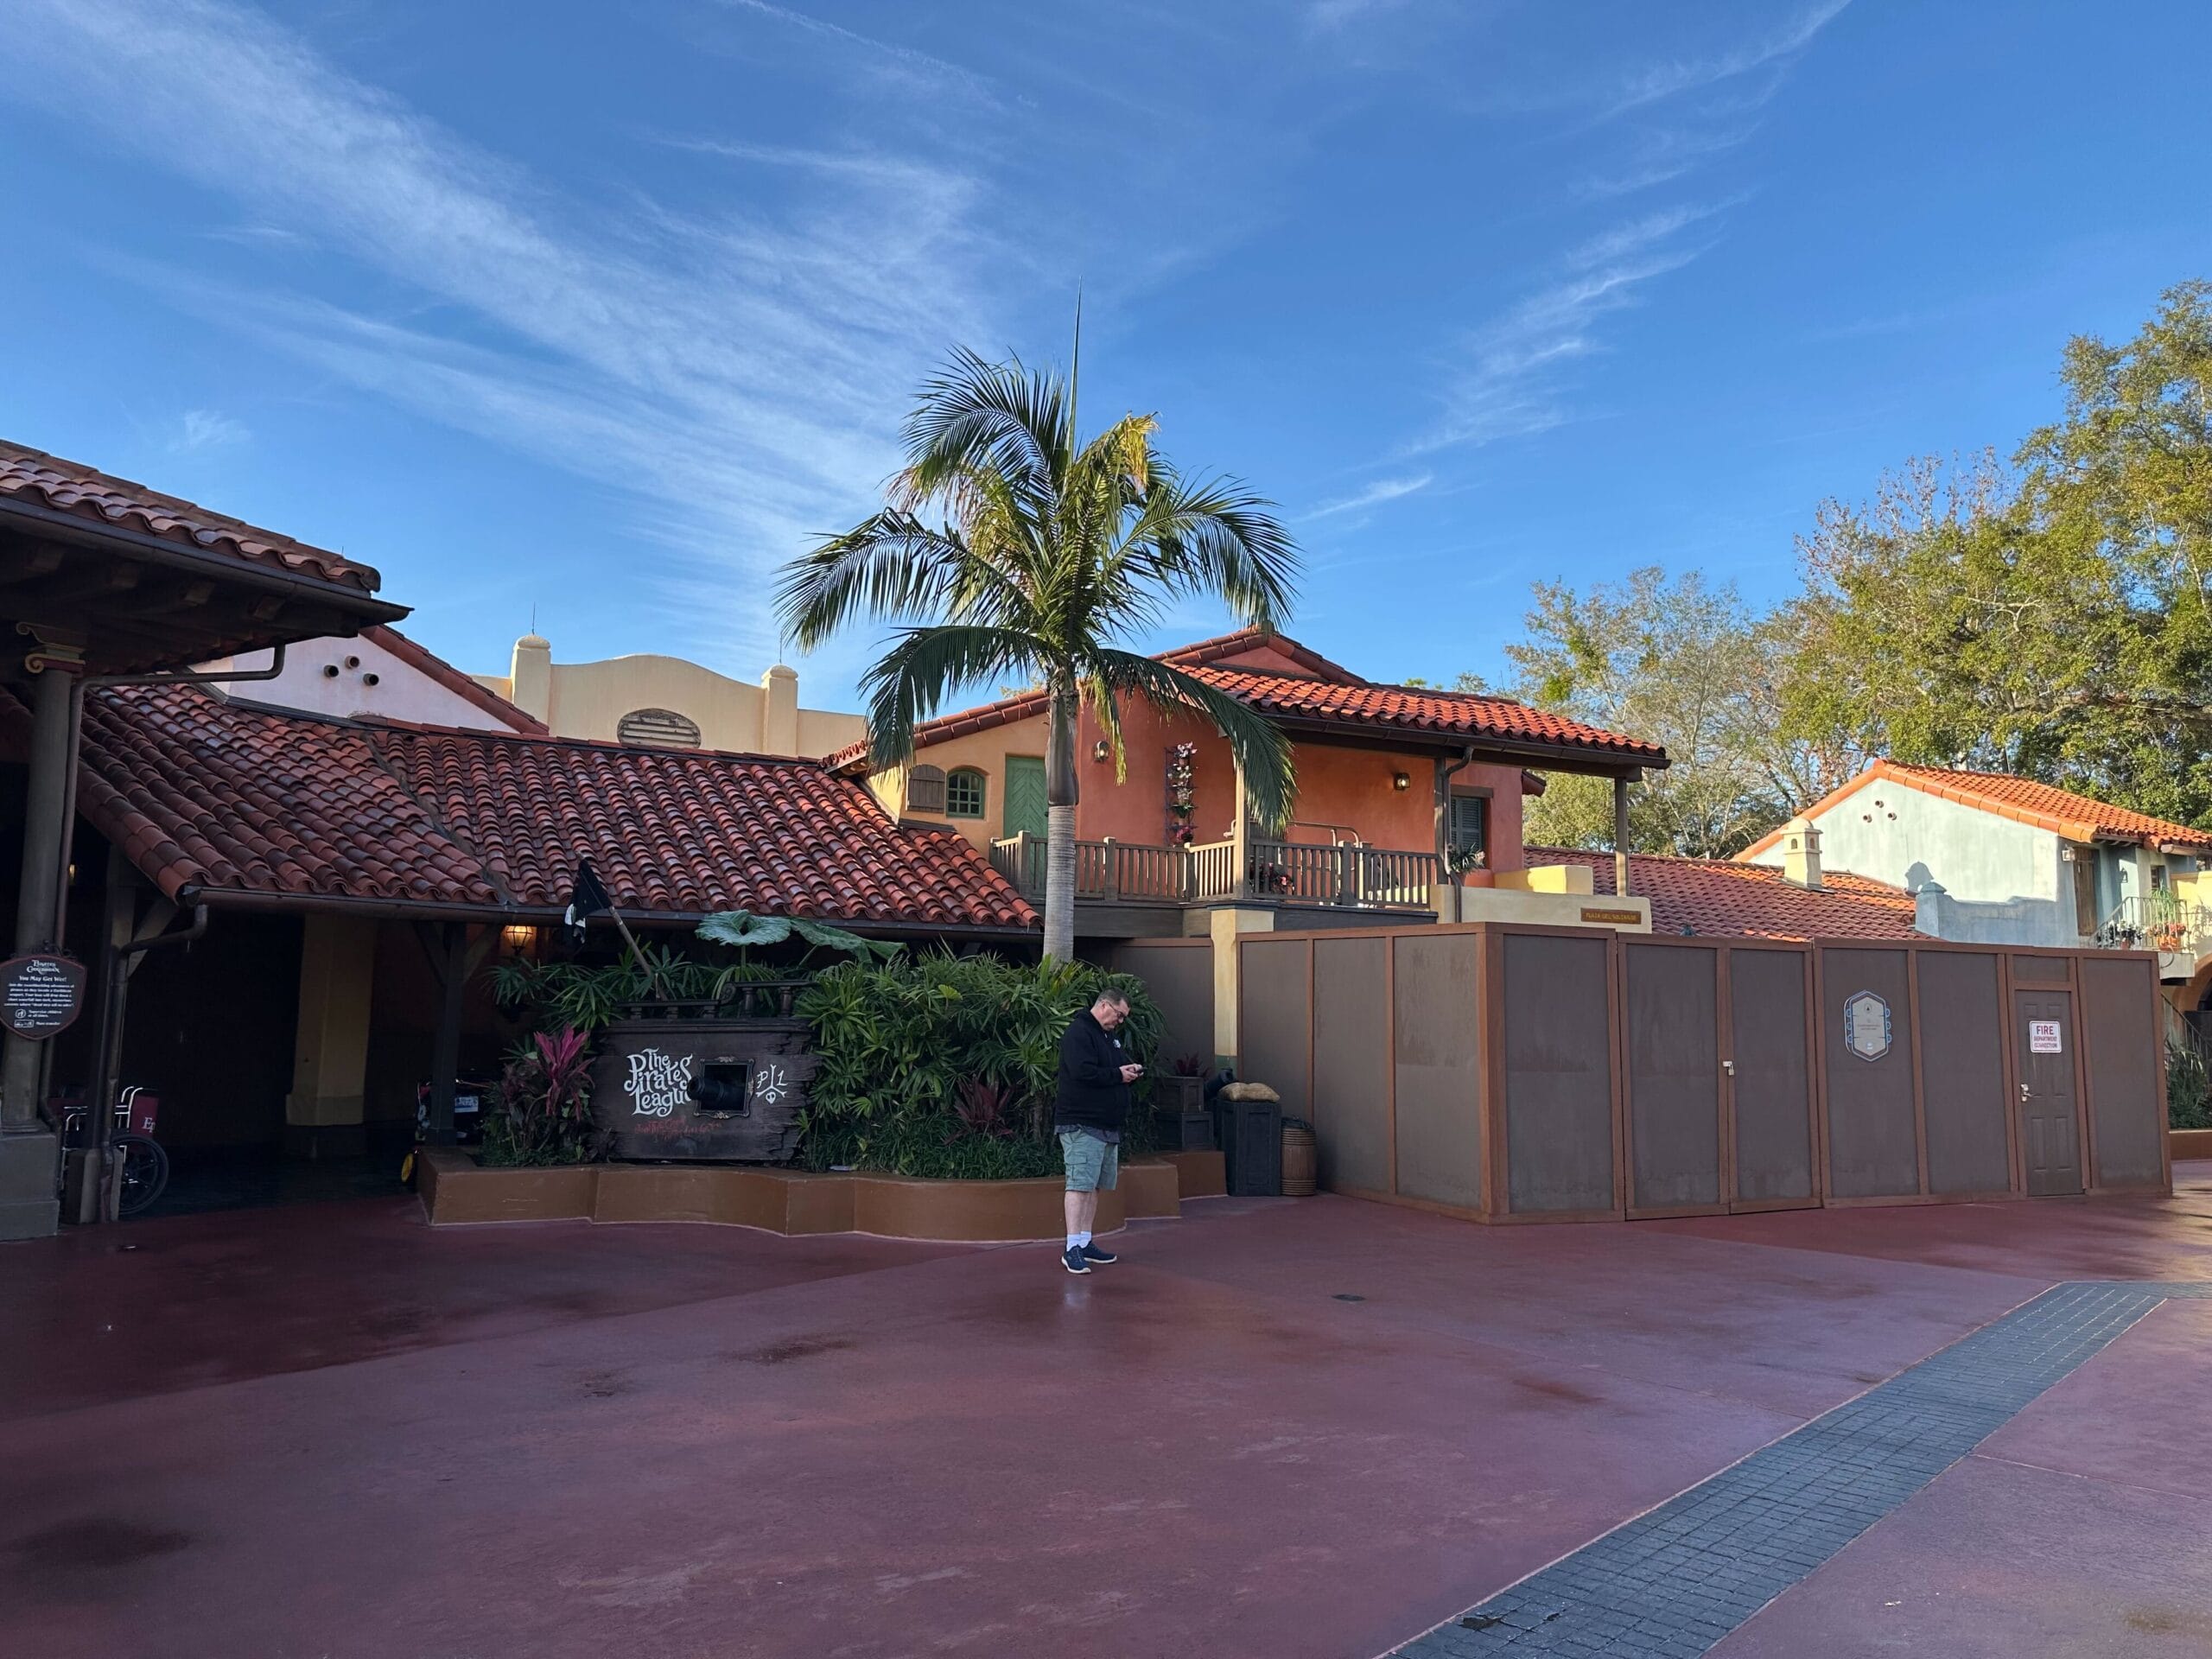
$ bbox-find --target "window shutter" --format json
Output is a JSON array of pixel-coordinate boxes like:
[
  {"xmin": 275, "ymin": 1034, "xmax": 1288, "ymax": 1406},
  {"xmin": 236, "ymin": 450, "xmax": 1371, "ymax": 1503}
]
[{"xmin": 909, "ymin": 766, "xmax": 948, "ymax": 814}]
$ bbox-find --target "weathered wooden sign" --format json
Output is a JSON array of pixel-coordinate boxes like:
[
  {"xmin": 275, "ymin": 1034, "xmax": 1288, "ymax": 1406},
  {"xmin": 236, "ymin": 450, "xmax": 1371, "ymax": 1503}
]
[
  {"xmin": 589, "ymin": 1017, "xmax": 814, "ymax": 1163},
  {"xmin": 0, "ymin": 953, "xmax": 86, "ymax": 1039}
]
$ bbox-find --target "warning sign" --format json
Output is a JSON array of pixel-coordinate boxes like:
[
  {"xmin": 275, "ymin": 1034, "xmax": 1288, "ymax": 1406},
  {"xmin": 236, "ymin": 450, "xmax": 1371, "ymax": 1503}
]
[{"xmin": 2028, "ymin": 1020, "xmax": 2063, "ymax": 1055}]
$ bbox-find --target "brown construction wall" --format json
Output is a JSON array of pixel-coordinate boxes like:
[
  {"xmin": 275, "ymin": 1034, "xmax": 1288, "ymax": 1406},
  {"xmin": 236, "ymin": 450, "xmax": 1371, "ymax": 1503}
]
[
  {"xmin": 1819, "ymin": 947, "xmax": 1921, "ymax": 1199},
  {"xmin": 1237, "ymin": 923, "xmax": 2166, "ymax": 1228},
  {"xmin": 1107, "ymin": 940, "xmax": 1214, "ymax": 1071},
  {"xmin": 1500, "ymin": 931, "xmax": 1617, "ymax": 1217},
  {"xmin": 2080, "ymin": 955, "xmax": 2165, "ymax": 1191},
  {"xmin": 1914, "ymin": 950, "xmax": 2012, "ymax": 1196},
  {"xmin": 1238, "ymin": 937, "xmax": 1313, "ymax": 1124},
  {"xmin": 1623, "ymin": 941, "xmax": 1723, "ymax": 1213},
  {"xmin": 1312, "ymin": 937, "xmax": 1390, "ymax": 1194},
  {"xmin": 1390, "ymin": 932, "xmax": 1483, "ymax": 1211},
  {"xmin": 1727, "ymin": 947, "xmax": 1815, "ymax": 1205}
]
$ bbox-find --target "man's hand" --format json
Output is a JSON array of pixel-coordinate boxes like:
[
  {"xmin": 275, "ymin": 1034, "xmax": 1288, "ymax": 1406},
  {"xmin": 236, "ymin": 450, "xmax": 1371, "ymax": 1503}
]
[{"xmin": 1119, "ymin": 1063, "xmax": 1143, "ymax": 1084}]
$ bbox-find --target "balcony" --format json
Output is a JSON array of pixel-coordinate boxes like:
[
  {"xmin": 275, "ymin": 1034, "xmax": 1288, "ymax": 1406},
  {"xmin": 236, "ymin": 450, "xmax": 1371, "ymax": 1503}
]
[
  {"xmin": 988, "ymin": 833, "xmax": 1442, "ymax": 914},
  {"xmin": 2094, "ymin": 892, "xmax": 2212, "ymax": 975}
]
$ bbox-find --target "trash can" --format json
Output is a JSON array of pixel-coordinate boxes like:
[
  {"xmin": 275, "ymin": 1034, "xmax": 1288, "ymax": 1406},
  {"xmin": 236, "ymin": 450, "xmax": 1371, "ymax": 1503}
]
[{"xmin": 1212, "ymin": 1095, "xmax": 1282, "ymax": 1196}]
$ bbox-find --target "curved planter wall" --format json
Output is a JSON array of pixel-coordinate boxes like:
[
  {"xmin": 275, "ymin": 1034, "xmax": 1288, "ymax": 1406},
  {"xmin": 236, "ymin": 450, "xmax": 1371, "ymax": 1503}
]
[{"xmin": 419, "ymin": 1149, "xmax": 1224, "ymax": 1241}]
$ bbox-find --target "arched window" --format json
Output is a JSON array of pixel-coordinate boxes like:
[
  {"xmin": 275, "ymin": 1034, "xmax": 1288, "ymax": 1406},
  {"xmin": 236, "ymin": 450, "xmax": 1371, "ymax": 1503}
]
[
  {"xmin": 617, "ymin": 708, "xmax": 702, "ymax": 748},
  {"xmin": 945, "ymin": 767, "xmax": 988, "ymax": 820},
  {"xmin": 908, "ymin": 764, "xmax": 948, "ymax": 814}
]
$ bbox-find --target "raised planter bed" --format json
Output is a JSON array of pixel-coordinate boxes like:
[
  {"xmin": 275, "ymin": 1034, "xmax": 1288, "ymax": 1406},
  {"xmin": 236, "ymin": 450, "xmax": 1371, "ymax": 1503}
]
[
  {"xmin": 2171, "ymin": 1128, "xmax": 2212, "ymax": 1162},
  {"xmin": 419, "ymin": 1148, "xmax": 1219, "ymax": 1241}
]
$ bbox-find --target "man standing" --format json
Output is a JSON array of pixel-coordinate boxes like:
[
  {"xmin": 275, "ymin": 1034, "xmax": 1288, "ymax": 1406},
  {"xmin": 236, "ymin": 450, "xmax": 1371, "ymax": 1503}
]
[{"xmin": 1054, "ymin": 989, "xmax": 1141, "ymax": 1274}]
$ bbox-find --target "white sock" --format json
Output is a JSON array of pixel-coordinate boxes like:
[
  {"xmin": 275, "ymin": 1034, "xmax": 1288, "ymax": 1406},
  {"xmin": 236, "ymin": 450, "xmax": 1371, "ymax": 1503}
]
[{"xmin": 1068, "ymin": 1231, "xmax": 1090, "ymax": 1249}]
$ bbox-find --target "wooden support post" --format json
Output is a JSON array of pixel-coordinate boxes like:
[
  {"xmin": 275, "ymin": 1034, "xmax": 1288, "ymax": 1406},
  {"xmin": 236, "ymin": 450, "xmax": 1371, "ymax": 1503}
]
[
  {"xmin": 1230, "ymin": 758, "xmax": 1250, "ymax": 897},
  {"xmin": 426, "ymin": 922, "xmax": 468, "ymax": 1146},
  {"xmin": 1613, "ymin": 774, "xmax": 1632, "ymax": 899}
]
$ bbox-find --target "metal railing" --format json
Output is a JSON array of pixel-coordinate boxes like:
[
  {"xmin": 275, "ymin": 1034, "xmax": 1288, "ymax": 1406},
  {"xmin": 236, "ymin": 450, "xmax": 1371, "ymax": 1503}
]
[
  {"xmin": 993, "ymin": 833, "xmax": 1439, "ymax": 912},
  {"xmin": 2094, "ymin": 892, "xmax": 2212, "ymax": 958}
]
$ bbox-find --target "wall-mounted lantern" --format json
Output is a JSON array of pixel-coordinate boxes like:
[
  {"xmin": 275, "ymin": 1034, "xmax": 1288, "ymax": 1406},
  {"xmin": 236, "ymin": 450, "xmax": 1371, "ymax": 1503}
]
[{"xmin": 1391, "ymin": 771, "xmax": 1410, "ymax": 791}]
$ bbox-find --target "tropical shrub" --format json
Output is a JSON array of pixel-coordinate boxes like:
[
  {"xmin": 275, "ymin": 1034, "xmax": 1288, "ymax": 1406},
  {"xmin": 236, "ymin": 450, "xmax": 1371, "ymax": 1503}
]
[
  {"xmin": 2169, "ymin": 1040, "xmax": 2211, "ymax": 1130},
  {"xmin": 481, "ymin": 1027, "xmax": 601, "ymax": 1166},
  {"xmin": 798, "ymin": 954, "xmax": 1163, "ymax": 1178}
]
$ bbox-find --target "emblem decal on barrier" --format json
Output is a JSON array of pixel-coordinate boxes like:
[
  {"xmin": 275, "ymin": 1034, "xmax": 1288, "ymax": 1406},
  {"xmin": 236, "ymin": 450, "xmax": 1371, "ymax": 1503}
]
[{"xmin": 1842, "ymin": 989, "xmax": 1892, "ymax": 1062}]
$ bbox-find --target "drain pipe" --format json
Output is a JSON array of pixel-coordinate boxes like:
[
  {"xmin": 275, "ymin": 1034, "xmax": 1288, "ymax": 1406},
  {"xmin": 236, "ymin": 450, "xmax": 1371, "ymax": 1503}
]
[
  {"xmin": 1436, "ymin": 745, "xmax": 1479, "ymax": 920},
  {"xmin": 61, "ymin": 646, "xmax": 290, "ymax": 942}
]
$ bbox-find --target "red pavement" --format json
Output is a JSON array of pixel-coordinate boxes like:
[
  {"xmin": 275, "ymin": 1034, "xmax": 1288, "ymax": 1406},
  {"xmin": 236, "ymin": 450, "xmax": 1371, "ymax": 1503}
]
[{"xmin": 3, "ymin": 1167, "xmax": 2209, "ymax": 1659}]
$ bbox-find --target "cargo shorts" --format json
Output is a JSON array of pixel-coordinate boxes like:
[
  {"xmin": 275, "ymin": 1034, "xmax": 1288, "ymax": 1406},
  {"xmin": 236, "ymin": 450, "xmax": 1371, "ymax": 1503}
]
[{"xmin": 1058, "ymin": 1128, "xmax": 1120, "ymax": 1193}]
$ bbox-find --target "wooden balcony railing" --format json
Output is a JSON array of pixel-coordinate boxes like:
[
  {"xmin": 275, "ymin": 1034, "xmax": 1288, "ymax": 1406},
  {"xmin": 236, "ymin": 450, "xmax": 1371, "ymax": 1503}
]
[{"xmin": 991, "ymin": 834, "xmax": 1439, "ymax": 912}]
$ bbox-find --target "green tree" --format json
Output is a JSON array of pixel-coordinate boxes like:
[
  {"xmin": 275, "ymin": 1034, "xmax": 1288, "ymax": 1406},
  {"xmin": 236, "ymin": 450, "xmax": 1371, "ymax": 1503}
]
[
  {"xmin": 1484, "ymin": 568, "xmax": 1822, "ymax": 858},
  {"xmin": 778, "ymin": 346, "xmax": 1299, "ymax": 962},
  {"xmin": 1783, "ymin": 280, "xmax": 2212, "ymax": 826}
]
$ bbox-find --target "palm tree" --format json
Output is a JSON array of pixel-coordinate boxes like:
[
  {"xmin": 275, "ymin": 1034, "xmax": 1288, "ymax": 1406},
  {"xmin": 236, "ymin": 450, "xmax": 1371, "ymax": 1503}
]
[{"xmin": 778, "ymin": 344, "xmax": 1300, "ymax": 963}]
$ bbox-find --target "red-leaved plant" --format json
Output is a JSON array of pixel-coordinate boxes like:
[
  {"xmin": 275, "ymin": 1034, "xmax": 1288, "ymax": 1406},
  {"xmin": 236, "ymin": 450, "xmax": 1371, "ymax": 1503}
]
[{"xmin": 485, "ymin": 1026, "xmax": 601, "ymax": 1166}]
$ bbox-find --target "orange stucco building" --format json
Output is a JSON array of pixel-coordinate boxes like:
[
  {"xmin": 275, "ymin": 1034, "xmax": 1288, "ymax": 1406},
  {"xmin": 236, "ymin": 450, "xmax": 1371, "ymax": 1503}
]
[{"xmin": 831, "ymin": 630, "xmax": 1669, "ymax": 942}]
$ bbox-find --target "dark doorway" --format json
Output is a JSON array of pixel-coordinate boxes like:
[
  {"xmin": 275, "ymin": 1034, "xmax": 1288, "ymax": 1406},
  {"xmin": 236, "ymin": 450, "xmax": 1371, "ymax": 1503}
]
[{"xmin": 2013, "ymin": 987, "xmax": 2082, "ymax": 1197}]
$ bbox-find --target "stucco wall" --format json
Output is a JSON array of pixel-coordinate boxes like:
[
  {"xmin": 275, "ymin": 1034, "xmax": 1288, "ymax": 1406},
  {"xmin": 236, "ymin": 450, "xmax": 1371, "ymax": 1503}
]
[
  {"xmin": 1756, "ymin": 779, "xmax": 2074, "ymax": 944},
  {"xmin": 878, "ymin": 700, "xmax": 1526, "ymax": 867},
  {"xmin": 477, "ymin": 646, "xmax": 866, "ymax": 758},
  {"xmin": 213, "ymin": 638, "xmax": 524, "ymax": 731},
  {"xmin": 873, "ymin": 639, "xmax": 1531, "ymax": 862}
]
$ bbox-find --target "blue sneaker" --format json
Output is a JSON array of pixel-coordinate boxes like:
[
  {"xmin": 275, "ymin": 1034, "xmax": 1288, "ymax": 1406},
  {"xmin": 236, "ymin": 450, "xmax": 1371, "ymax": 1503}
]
[
  {"xmin": 1079, "ymin": 1242, "xmax": 1118, "ymax": 1264},
  {"xmin": 1061, "ymin": 1246, "xmax": 1090, "ymax": 1274}
]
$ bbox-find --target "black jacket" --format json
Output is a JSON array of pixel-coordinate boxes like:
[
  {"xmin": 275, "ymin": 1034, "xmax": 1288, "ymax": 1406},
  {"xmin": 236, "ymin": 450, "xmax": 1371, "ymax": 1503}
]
[{"xmin": 1054, "ymin": 1011, "xmax": 1131, "ymax": 1133}]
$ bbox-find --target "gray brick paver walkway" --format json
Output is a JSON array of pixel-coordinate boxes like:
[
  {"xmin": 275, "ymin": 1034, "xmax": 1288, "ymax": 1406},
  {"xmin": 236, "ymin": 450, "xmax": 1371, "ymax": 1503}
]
[{"xmin": 1389, "ymin": 1280, "xmax": 2210, "ymax": 1658}]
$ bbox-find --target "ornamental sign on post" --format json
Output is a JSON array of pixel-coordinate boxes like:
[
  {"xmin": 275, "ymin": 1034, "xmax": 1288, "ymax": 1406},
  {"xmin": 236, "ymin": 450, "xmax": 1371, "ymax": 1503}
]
[
  {"xmin": 1842, "ymin": 989, "xmax": 1892, "ymax": 1063},
  {"xmin": 0, "ymin": 953, "xmax": 87, "ymax": 1039}
]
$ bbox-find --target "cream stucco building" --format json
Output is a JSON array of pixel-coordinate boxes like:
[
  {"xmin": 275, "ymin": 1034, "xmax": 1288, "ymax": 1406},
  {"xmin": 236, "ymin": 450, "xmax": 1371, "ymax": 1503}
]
[{"xmin": 472, "ymin": 632, "xmax": 865, "ymax": 758}]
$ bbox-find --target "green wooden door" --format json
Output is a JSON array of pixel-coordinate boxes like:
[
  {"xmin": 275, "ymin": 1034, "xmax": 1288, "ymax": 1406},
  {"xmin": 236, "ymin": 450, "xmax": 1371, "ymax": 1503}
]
[{"xmin": 1003, "ymin": 756, "xmax": 1048, "ymax": 840}]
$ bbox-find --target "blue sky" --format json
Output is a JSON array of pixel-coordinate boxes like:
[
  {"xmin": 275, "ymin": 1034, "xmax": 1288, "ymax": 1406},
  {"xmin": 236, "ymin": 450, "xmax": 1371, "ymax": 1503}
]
[{"xmin": 3, "ymin": 0, "xmax": 2209, "ymax": 705}]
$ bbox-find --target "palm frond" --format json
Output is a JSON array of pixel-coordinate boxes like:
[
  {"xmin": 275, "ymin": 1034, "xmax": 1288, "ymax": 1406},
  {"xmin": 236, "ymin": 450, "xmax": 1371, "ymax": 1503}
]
[
  {"xmin": 901, "ymin": 348, "xmax": 1071, "ymax": 509},
  {"xmin": 776, "ymin": 512, "xmax": 1025, "ymax": 651},
  {"xmin": 859, "ymin": 625, "xmax": 1046, "ymax": 768},
  {"xmin": 1116, "ymin": 461, "xmax": 1300, "ymax": 630},
  {"xmin": 1084, "ymin": 648, "xmax": 1297, "ymax": 830}
]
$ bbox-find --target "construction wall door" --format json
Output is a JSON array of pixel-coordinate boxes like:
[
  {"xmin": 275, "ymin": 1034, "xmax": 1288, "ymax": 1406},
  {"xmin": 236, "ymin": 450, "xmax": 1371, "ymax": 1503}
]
[{"xmin": 2014, "ymin": 988, "xmax": 2083, "ymax": 1197}]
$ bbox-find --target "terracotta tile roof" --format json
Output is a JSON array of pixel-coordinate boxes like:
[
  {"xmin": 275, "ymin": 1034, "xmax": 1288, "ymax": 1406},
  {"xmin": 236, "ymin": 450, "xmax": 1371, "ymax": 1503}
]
[
  {"xmin": 0, "ymin": 439, "xmax": 382, "ymax": 594},
  {"xmin": 66, "ymin": 684, "xmax": 501, "ymax": 907},
  {"xmin": 375, "ymin": 724, "xmax": 1033, "ymax": 926},
  {"xmin": 826, "ymin": 628, "xmax": 1665, "ymax": 772},
  {"xmin": 1738, "ymin": 760, "xmax": 2212, "ymax": 859},
  {"xmin": 3, "ymin": 683, "xmax": 1033, "ymax": 931},
  {"xmin": 1529, "ymin": 847, "xmax": 1921, "ymax": 941}
]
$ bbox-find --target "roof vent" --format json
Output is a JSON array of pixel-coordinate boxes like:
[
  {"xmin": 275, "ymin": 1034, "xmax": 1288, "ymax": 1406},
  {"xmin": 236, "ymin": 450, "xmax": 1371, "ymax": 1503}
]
[
  {"xmin": 618, "ymin": 708, "xmax": 702, "ymax": 749},
  {"xmin": 1780, "ymin": 816, "xmax": 1823, "ymax": 890}
]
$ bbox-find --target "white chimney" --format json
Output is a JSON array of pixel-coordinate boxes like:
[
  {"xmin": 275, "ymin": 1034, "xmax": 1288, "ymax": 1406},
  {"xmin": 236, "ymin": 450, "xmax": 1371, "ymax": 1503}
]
[{"xmin": 1780, "ymin": 816, "xmax": 1823, "ymax": 890}]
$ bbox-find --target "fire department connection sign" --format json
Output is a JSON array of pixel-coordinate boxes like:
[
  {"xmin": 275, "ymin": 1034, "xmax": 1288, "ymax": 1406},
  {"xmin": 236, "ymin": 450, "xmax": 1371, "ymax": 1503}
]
[
  {"xmin": 2029, "ymin": 1020, "xmax": 2063, "ymax": 1054},
  {"xmin": 1842, "ymin": 989, "xmax": 1892, "ymax": 1063}
]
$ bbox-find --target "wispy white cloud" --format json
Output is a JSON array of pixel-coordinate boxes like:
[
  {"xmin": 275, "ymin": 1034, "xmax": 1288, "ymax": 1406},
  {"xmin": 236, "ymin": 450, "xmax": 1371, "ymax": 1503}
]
[
  {"xmin": 1416, "ymin": 207, "xmax": 1728, "ymax": 454},
  {"xmin": 171, "ymin": 407, "xmax": 248, "ymax": 451},
  {"xmin": 1602, "ymin": 0, "xmax": 1851, "ymax": 119},
  {"xmin": 713, "ymin": 0, "xmax": 997, "ymax": 104},
  {"xmin": 1303, "ymin": 473, "xmax": 1432, "ymax": 520},
  {"xmin": 1, "ymin": 0, "xmax": 1010, "ymax": 664}
]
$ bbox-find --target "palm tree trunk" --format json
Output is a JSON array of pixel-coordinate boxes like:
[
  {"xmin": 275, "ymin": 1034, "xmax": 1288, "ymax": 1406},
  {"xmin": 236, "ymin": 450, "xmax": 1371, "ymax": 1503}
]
[{"xmin": 1043, "ymin": 686, "xmax": 1079, "ymax": 963}]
